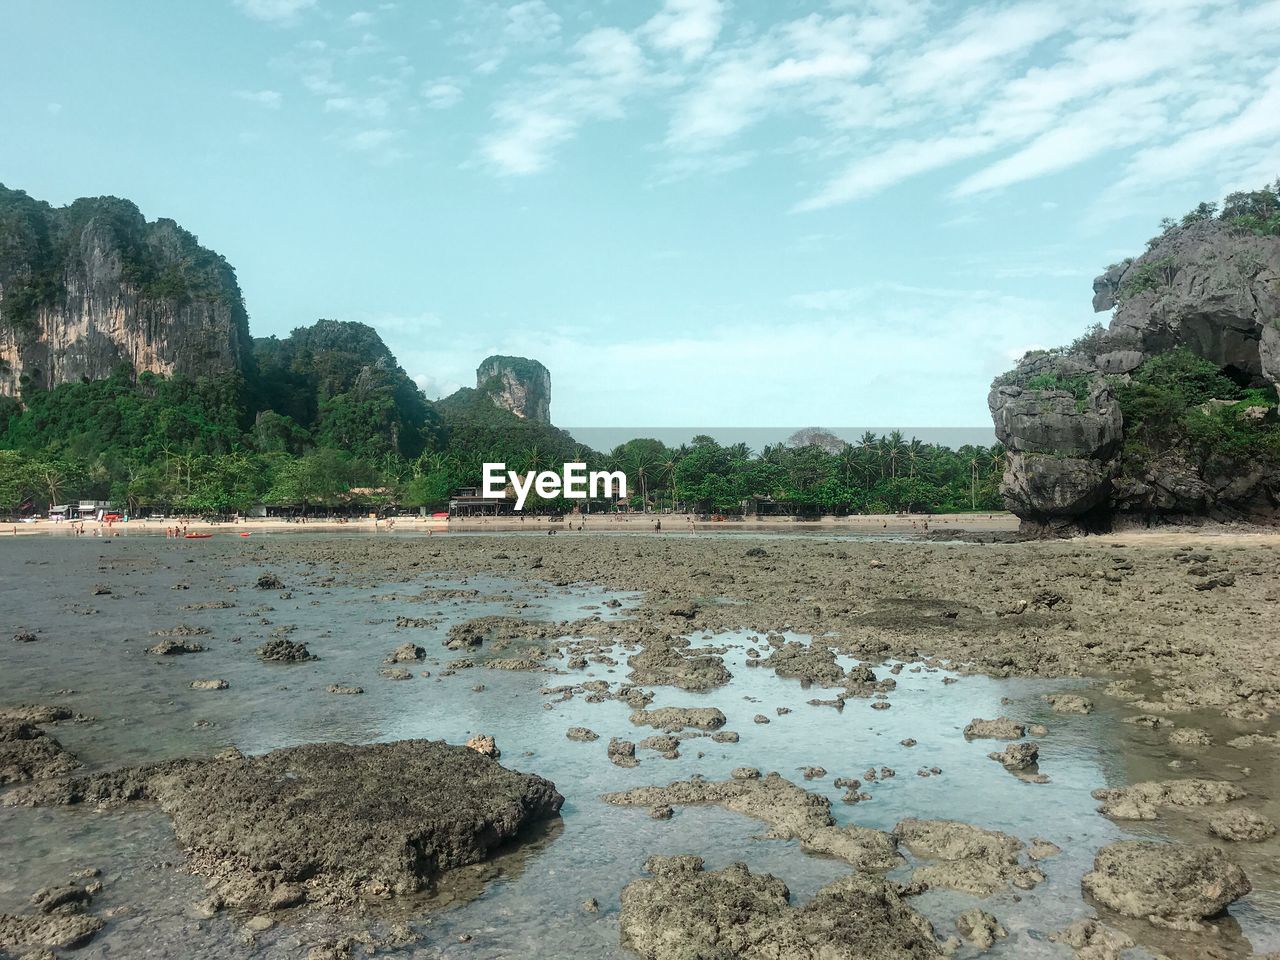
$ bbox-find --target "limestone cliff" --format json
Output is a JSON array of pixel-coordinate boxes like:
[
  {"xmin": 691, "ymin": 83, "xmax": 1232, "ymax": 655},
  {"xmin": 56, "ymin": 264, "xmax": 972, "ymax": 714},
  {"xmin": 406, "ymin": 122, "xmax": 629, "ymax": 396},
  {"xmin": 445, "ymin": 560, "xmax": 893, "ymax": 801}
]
[
  {"xmin": 991, "ymin": 188, "xmax": 1280, "ymax": 535},
  {"xmin": 1092, "ymin": 218, "xmax": 1280, "ymax": 390},
  {"xmin": 0, "ymin": 185, "xmax": 249, "ymax": 396},
  {"xmin": 475, "ymin": 355, "xmax": 551, "ymax": 423}
]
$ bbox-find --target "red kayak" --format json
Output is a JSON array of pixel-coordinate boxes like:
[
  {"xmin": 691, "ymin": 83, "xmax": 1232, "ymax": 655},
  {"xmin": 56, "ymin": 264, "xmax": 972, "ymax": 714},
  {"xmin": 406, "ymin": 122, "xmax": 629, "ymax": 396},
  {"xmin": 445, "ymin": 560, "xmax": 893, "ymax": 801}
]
[{"xmin": 184, "ymin": 533, "xmax": 213, "ymax": 539}]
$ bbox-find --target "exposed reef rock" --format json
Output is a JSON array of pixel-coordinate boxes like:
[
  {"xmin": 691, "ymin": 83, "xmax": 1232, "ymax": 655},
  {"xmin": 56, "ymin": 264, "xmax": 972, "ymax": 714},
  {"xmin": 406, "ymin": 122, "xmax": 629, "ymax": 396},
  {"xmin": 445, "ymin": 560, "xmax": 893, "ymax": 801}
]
[
  {"xmin": 602, "ymin": 773, "xmax": 903, "ymax": 872},
  {"xmin": 1081, "ymin": 841, "xmax": 1250, "ymax": 927},
  {"xmin": 619, "ymin": 856, "xmax": 942, "ymax": 960},
  {"xmin": 0, "ymin": 184, "xmax": 249, "ymax": 396},
  {"xmin": 475, "ymin": 355, "xmax": 551, "ymax": 423},
  {"xmin": 1, "ymin": 739, "xmax": 563, "ymax": 913}
]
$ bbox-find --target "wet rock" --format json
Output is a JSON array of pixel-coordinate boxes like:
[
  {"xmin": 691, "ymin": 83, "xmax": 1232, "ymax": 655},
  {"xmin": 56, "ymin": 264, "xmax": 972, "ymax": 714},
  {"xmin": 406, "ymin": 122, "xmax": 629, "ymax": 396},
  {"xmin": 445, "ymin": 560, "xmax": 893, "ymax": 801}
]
[
  {"xmin": 1028, "ymin": 838, "xmax": 1062, "ymax": 860},
  {"xmin": 1044, "ymin": 693, "xmax": 1094, "ymax": 714},
  {"xmin": 710, "ymin": 730, "xmax": 739, "ymax": 743},
  {"xmin": 626, "ymin": 637, "xmax": 731, "ymax": 691},
  {"xmin": 380, "ymin": 667, "xmax": 413, "ymax": 680},
  {"xmin": 0, "ymin": 721, "xmax": 80, "ymax": 785},
  {"xmin": 12, "ymin": 631, "xmax": 40, "ymax": 643},
  {"xmin": 800, "ymin": 766, "xmax": 826, "ymax": 780},
  {"xmin": 603, "ymin": 774, "xmax": 902, "ymax": 872},
  {"xmin": 963, "ymin": 717, "xmax": 1025, "ymax": 740},
  {"xmin": 394, "ymin": 616, "xmax": 434, "ymax": 629},
  {"xmin": 760, "ymin": 641, "xmax": 847, "ymax": 685},
  {"xmin": 753, "ymin": 714, "xmax": 770, "ymax": 724},
  {"xmin": 1169, "ymin": 727, "xmax": 1213, "ymax": 747},
  {"xmin": 465, "ymin": 734, "xmax": 499, "ymax": 758},
  {"xmin": 628, "ymin": 706, "xmax": 726, "ymax": 732},
  {"xmin": 1081, "ymin": 841, "xmax": 1250, "ymax": 926},
  {"xmin": 147, "ymin": 638, "xmax": 206, "ymax": 655},
  {"xmin": 618, "ymin": 856, "xmax": 942, "ymax": 960},
  {"xmin": 1048, "ymin": 918, "xmax": 1134, "ymax": 959},
  {"xmin": 256, "ymin": 639, "xmax": 318, "ymax": 663},
  {"xmin": 608, "ymin": 738, "xmax": 638, "ymax": 768},
  {"xmin": 0, "ymin": 705, "xmax": 77, "ymax": 725},
  {"xmin": 190, "ymin": 679, "xmax": 229, "ymax": 691},
  {"xmin": 731, "ymin": 767, "xmax": 760, "ymax": 780},
  {"xmin": 326, "ymin": 684, "xmax": 363, "ymax": 695},
  {"xmin": 565, "ymin": 727, "xmax": 599, "ymax": 742},
  {"xmin": 255, "ymin": 574, "xmax": 285, "ymax": 590},
  {"xmin": 4, "ymin": 740, "xmax": 563, "ymax": 913},
  {"xmin": 955, "ymin": 909, "xmax": 1006, "ymax": 950},
  {"xmin": 893, "ymin": 819, "xmax": 1043, "ymax": 895},
  {"xmin": 384, "ymin": 642, "xmax": 426, "ymax": 664},
  {"xmin": 1092, "ymin": 778, "xmax": 1246, "ymax": 820},
  {"xmin": 638, "ymin": 736, "xmax": 680, "ymax": 759},
  {"xmin": 581, "ymin": 897, "xmax": 599, "ymax": 914},
  {"xmin": 0, "ymin": 912, "xmax": 104, "ymax": 952},
  {"xmin": 1209, "ymin": 808, "xmax": 1277, "ymax": 843},
  {"xmin": 649, "ymin": 805, "xmax": 673, "ymax": 820},
  {"xmin": 988, "ymin": 741, "xmax": 1039, "ymax": 771}
]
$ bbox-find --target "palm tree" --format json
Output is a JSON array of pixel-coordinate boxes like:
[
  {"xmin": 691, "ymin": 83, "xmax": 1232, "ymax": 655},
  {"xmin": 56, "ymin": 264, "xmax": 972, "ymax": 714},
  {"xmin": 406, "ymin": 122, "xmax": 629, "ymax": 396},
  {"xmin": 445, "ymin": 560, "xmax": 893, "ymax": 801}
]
[
  {"xmin": 858, "ymin": 431, "xmax": 881, "ymax": 478},
  {"xmin": 883, "ymin": 431, "xmax": 906, "ymax": 479},
  {"xmin": 656, "ymin": 456, "xmax": 680, "ymax": 511}
]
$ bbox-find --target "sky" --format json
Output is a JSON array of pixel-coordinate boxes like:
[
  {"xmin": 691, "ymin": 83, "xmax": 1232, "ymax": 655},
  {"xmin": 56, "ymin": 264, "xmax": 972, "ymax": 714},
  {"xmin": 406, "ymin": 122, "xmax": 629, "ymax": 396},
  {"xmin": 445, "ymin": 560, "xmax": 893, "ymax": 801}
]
[{"xmin": 2, "ymin": 0, "xmax": 1279, "ymax": 432}]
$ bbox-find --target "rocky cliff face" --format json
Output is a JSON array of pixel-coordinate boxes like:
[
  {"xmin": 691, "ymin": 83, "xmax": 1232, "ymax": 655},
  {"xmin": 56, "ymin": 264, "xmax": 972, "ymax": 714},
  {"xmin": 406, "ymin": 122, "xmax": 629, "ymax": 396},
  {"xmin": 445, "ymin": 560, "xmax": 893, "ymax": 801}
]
[
  {"xmin": 990, "ymin": 354, "xmax": 1123, "ymax": 535},
  {"xmin": 991, "ymin": 205, "xmax": 1280, "ymax": 535},
  {"xmin": 476, "ymin": 355, "xmax": 551, "ymax": 423},
  {"xmin": 0, "ymin": 186, "xmax": 249, "ymax": 396},
  {"xmin": 1092, "ymin": 218, "xmax": 1280, "ymax": 390}
]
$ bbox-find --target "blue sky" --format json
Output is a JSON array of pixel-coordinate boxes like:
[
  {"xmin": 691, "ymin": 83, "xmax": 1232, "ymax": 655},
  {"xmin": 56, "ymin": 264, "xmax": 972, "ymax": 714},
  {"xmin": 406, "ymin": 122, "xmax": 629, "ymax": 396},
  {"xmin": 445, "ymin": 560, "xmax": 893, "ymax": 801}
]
[{"xmin": 2, "ymin": 0, "xmax": 1278, "ymax": 429}]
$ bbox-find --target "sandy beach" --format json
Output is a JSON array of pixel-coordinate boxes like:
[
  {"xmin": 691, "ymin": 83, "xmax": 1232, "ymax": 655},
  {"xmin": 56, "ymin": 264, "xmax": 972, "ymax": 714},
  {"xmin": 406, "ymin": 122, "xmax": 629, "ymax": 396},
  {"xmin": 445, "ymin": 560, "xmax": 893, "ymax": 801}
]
[{"xmin": 1, "ymin": 510, "xmax": 1020, "ymax": 538}]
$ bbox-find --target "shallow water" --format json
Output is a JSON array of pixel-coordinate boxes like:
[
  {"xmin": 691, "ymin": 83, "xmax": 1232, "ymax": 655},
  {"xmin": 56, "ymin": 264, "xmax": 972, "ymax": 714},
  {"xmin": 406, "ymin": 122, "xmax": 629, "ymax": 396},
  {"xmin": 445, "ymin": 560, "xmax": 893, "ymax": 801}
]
[{"xmin": 1, "ymin": 536, "xmax": 1276, "ymax": 959}]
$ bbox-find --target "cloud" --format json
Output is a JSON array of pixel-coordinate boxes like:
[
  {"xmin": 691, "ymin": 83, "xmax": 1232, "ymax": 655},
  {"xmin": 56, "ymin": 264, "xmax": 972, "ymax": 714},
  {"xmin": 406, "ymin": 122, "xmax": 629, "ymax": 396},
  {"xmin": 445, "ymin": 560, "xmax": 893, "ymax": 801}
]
[
  {"xmin": 643, "ymin": 0, "xmax": 725, "ymax": 62},
  {"xmin": 340, "ymin": 127, "xmax": 407, "ymax": 162},
  {"xmin": 481, "ymin": 27, "xmax": 647, "ymax": 175},
  {"xmin": 233, "ymin": 0, "xmax": 316, "ymax": 24},
  {"xmin": 422, "ymin": 79, "xmax": 463, "ymax": 109},
  {"xmin": 504, "ymin": 0, "xmax": 561, "ymax": 45},
  {"xmin": 324, "ymin": 94, "xmax": 390, "ymax": 118},
  {"xmin": 235, "ymin": 88, "xmax": 284, "ymax": 109}
]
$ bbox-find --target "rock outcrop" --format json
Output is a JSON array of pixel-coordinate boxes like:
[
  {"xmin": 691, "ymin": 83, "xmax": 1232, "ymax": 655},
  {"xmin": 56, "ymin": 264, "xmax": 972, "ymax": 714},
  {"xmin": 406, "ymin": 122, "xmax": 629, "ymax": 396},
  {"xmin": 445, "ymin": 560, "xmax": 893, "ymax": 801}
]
[
  {"xmin": 990, "ymin": 192, "xmax": 1280, "ymax": 535},
  {"xmin": 0, "ymin": 185, "xmax": 249, "ymax": 396},
  {"xmin": 989, "ymin": 353, "xmax": 1122, "ymax": 535},
  {"xmin": 2, "ymin": 739, "xmax": 564, "ymax": 913},
  {"xmin": 1093, "ymin": 218, "xmax": 1280, "ymax": 389},
  {"xmin": 476, "ymin": 355, "xmax": 551, "ymax": 423},
  {"xmin": 619, "ymin": 856, "xmax": 943, "ymax": 960}
]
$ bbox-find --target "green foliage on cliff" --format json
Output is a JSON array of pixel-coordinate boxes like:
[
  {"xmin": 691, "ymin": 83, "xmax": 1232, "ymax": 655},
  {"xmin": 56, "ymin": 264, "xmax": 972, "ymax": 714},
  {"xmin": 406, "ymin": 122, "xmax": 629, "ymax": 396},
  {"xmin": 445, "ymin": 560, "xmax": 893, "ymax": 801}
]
[
  {"xmin": 251, "ymin": 320, "xmax": 439, "ymax": 460},
  {"xmin": 1222, "ymin": 179, "xmax": 1280, "ymax": 237},
  {"xmin": 1115, "ymin": 349, "xmax": 1280, "ymax": 466},
  {"xmin": 0, "ymin": 184, "xmax": 249, "ymax": 343}
]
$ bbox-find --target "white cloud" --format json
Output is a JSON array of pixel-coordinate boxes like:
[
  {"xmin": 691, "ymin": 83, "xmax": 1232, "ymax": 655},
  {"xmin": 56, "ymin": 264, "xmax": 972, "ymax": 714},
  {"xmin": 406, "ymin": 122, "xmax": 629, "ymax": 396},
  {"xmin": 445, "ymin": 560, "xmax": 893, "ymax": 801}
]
[
  {"xmin": 504, "ymin": 0, "xmax": 561, "ymax": 45},
  {"xmin": 235, "ymin": 88, "xmax": 283, "ymax": 109},
  {"xmin": 340, "ymin": 127, "xmax": 407, "ymax": 163},
  {"xmin": 233, "ymin": 0, "xmax": 315, "ymax": 24},
  {"xmin": 643, "ymin": 0, "xmax": 725, "ymax": 62},
  {"xmin": 481, "ymin": 27, "xmax": 648, "ymax": 175},
  {"xmin": 422, "ymin": 79, "xmax": 463, "ymax": 109},
  {"xmin": 324, "ymin": 94, "xmax": 390, "ymax": 118}
]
